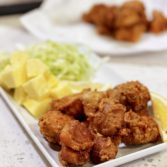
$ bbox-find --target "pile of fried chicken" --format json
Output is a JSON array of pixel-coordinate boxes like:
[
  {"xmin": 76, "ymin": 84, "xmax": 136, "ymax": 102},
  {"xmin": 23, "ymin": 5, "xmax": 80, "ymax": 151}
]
[
  {"xmin": 39, "ymin": 81, "xmax": 160, "ymax": 166},
  {"xmin": 82, "ymin": 1, "xmax": 167, "ymax": 42}
]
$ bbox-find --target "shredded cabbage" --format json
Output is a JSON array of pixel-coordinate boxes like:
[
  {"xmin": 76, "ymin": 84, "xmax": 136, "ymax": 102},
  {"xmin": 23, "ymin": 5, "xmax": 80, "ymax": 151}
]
[{"xmin": 26, "ymin": 41, "xmax": 93, "ymax": 81}]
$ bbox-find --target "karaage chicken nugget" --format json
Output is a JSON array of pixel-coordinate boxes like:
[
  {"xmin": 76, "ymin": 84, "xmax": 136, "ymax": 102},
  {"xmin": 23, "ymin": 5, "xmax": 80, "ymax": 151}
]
[
  {"xmin": 39, "ymin": 110, "xmax": 72, "ymax": 144},
  {"xmin": 60, "ymin": 120, "xmax": 94, "ymax": 151},
  {"xmin": 115, "ymin": 9, "xmax": 143, "ymax": 28},
  {"xmin": 82, "ymin": 4, "xmax": 109, "ymax": 25},
  {"xmin": 114, "ymin": 24, "xmax": 146, "ymax": 42},
  {"xmin": 115, "ymin": 0, "xmax": 147, "ymax": 28},
  {"xmin": 121, "ymin": 111, "xmax": 160, "ymax": 145},
  {"xmin": 89, "ymin": 101, "xmax": 125, "ymax": 137},
  {"xmin": 121, "ymin": 0, "xmax": 145, "ymax": 13},
  {"xmin": 51, "ymin": 93, "xmax": 84, "ymax": 119},
  {"xmin": 149, "ymin": 10, "xmax": 167, "ymax": 33},
  {"xmin": 82, "ymin": 90, "xmax": 107, "ymax": 117},
  {"xmin": 60, "ymin": 145, "xmax": 90, "ymax": 166},
  {"xmin": 108, "ymin": 81, "xmax": 151, "ymax": 112},
  {"xmin": 91, "ymin": 136, "xmax": 118, "ymax": 164}
]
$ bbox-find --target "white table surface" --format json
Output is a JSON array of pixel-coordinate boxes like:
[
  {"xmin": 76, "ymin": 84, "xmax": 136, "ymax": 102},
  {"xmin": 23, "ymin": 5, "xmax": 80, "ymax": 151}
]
[{"xmin": 0, "ymin": 14, "xmax": 167, "ymax": 167}]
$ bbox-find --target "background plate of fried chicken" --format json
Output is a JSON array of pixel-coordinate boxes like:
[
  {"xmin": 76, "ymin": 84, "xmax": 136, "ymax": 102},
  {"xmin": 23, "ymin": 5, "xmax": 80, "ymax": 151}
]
[
  {"xmin": 0, "ymin": 60, "xmax": 167, "ymax": 167},
  {"xmin": 21, "ymin": 0, "xmax": 167, "ymax": 55}
]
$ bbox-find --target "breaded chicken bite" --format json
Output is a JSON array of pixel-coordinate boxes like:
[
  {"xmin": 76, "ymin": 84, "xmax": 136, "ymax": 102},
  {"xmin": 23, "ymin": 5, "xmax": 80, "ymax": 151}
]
[
  {"xmin": 114, "ymin": 24, "xmax": 146, "ymax": 42},
  {"xmin": 149, "ymin": 10, "xmax": 167, "ymax": 33},
  {"xmin": 108, "ymin": 81, "xmax": 151, "ymax": 112},
  {"xmin": 89, "ymin": 101, "xmax": 126, "ymax": 137},
  {"xmin": 60, "ymin": 145, "xmax": 90, "ymax": 166},
  {"xmin": 51, "ymin": 93, "xmax": 84, "ymax": 119},
  {"xmin": 82, "ymin": 4, "xmax": 109, "ymax": 25},
  {"xmin": 39, "ymin": 110, "xmax": 72, "ymax": 144},
  {"xmin": 91, "ymin": 136, "xmax": 118, "ymax": 164},
  {"xmin": 82, "ymin": 90, "xmax": 107, "ymax": 117},
  {"xmin": 121, "ymin": 0, "xmax": 145, "ymax": 13},
  {"xmin": 121, "ymin": 111, "xmax": 160, "ymax": 145},
  {"xmin": 60, "ymin": 120, "xmax": 94, "ymax": 151}
]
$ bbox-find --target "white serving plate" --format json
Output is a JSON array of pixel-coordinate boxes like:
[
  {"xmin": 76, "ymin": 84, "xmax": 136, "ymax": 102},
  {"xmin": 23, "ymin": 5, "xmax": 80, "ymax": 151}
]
[
  {"xmin": 21, "ymin": 0, "xmax": 167, "ymax": 55},
  {"xmin": 0, "ymin": 59, "xmax": 167, "ymax": 167}
]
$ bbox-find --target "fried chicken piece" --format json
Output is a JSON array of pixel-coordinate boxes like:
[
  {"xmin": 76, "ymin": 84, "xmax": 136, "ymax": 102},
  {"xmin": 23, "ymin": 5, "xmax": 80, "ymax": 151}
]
[
  {"xmin": 91, "ymin": 136, "xmax": 118, "ymax": 164},
  {"xmin": 39, "ymin": 110, "xmax": 72, "ymax": 144},
  {"xmin": 60, "ymin": 120, "xmax": 94, "ymax": 151},
  {"xmin": 149, "ymin": 10, "xmax": 167, "ymax": 33},
  {"xmin": 52, "ymin": 89, "xmax": 106, "ymax": 119},
  {"xmin": 122, "ymin": 1, "xmax": 145, "ymax": 12},
  {"xmin": 51, "ymin": 93, "xmax": 84, "ymax": 119},
  {"xmin": 60, "ymin": 145, "xmax": 90, "ymax": 166},
  {"xmin": 114, "ymin": 24, "xmax": 146, "ymax": 42},
  {"xmin": 89, "ymin": 100, "xmax": 126, "ymax": 137},
  {"xmin": 83, "ymin": 4, "xmax": 118, "ymax": 36},
  {"xmin": 82, "ymin": 1, "xmax": 150, "ymax": 42},
  {"xmin": 82, "ymin": 4, "xmax": 110, "ymax": 25},
  {"xmin": 82, "ymin": 90, "xmax": 107, "ymax": 117},
  {"xmin": 108, "ymin": 81, "xmax": 151, "ymax": 112},
  {"xmin": 121, "ymin": 111, "xmax": 160, "ymax": 145},
  {"xmin": 115, "ymin": 9, "xmax": 146, "ymax": 28}
]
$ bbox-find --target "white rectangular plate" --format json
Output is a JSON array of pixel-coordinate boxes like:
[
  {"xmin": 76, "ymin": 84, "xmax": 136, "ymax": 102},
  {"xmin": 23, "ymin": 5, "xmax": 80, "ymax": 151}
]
[{"xmin": 0, "ymin": 62, "xmax": 167, "ymax": 167}]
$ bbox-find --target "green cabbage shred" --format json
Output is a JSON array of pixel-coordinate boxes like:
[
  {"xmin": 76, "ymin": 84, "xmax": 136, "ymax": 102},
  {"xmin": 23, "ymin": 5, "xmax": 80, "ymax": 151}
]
[{"xmin": 26, "ymin": 41, "xmax": 93, "ymax": 81}]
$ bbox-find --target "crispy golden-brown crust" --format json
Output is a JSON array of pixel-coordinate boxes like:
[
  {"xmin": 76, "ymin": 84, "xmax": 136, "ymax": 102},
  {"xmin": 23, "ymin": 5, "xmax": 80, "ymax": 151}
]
[
  {"xmin": 82, "ymin": 4, "xmax": 111, "ymax": 25},
  {"xmin": 108, "ymin": 81, "xmax": 151, "ymax": 112},
  {"xmin": 60, "ymin": 120, "xmax": 94, "ymax": 151},
  {"xmin": 91, "ymin": 136, "xmax": 118, "ymax": 164},
  {"xmin": 39, "ymin": 110, "xmax": 72, "ymax": 144},
  {"xmin": 89, "ymin": 100, "xmax": 126, "ymax": 137},
  {"xmin": 60, "ymin": 145, "xmax": 90, "ymax": 166},
  {"xmin": 121, "ymin": 111, "xmax": 160, "ymax": 145},
  {"xmin": 149, "ymin": 10, "xmax": 167, "ymax": 33},
  {"xmin": 114, "ymin": 24, "xmax": 147, "ymax": 42},
  {"xmin": 38, "ymin": 80, "xmax": 161, "ymax": 166},
  {"xmin": 83, "ymin": 1, "xmax": 167, "ymax": 42},
  {"xmin": 51, "ymin": 93, "xmax": 84, "ymax": 119},
  {"xmin": 82, "ymin": 90, "xmax": 107, "ymax": 117}
]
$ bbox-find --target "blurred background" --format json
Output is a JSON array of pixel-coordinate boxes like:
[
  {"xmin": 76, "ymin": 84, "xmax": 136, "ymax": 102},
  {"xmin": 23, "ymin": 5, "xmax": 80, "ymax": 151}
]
[{"xmin": 0, "ymin": 0, "xmax": 42, "ymax": 15}]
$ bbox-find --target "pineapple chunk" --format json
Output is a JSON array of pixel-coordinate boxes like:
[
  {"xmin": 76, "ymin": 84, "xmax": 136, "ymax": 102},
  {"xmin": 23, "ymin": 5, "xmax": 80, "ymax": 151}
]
[
  {"xmin": 50, "ymin": 81, "xmax": 73, "ymax": 98},
  {"xmin": 26, "ymin": 58, "xmax": 48, "ymax": 78},
  {"xmin": 23, "ymin": 74, "xmax": 50, "ymax": 99},
  {"xmin": 44, "ymin": 71, "xmax": 58, "ymax": 88},
  {"xmin": 10, "ymin": 52, "xmax": 28, "ymax": 66},
  {"xmin": 0, "ymin": 64, "xmax": 27, "ymax": 89},
  {"xmin": 23, "ymin": 98, "xmax": 51, "ymax": 118},
  {"xmin": 14, "ymin": 87, "xmax": 27, "ymax": 105}
]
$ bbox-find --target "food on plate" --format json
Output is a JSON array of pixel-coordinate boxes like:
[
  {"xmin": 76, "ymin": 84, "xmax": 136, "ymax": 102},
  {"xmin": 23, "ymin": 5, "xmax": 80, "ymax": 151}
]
[
  {"xmin": 51, "ymin": 89, "xmax": 107, "ymax": 119},
  {"xmin": 151, "ymin": 92, "xmax": 167, "ymax": 142},
  {"xmin": 82, "ymin": 89, "xmax": 107, "ymax": 117},
  {"xmin": 39, "ymin": 110, "xmax": 72, "ymax": 144},
  {"xmin": 91, "ymin": 136, "xmax": 118, "ymax": 164},
  {"xmin": 39, "ymin": 81, "xmax": 161, "ymax": 166},
  {"xmin": 107, "ymin": 81, "xmax": 151, "ymax": 112},
  {"xmin": 89, "ymin": 100, "xmax": 125, "ymax": 137},
  {"xmin": 26, "ymin": 40, "xmax": 93, "ymax": 81},
  {"xmin": 0, "ymin": 41, "xmax": 109, "ymax": 118},
  {"xmin": 121, "ymin": 111, "xmax": 160, "ymax": 145},
  {"xmin": 51, "ymin": 92, "xmax": 84, "ymax": 119},
  {"xmin": 60, "ymin": 145, "xmax": 90, "ymax": 166},
  {"xmin": 0, "ymin": 53, "xmax": 28, "ymax": 89},
  {"xmin": 149, "ymin": 10, "xmax": 167, "ymax": 34},
  {"xmin": 60, "ymin": 120, "xmax": 94, "ymax": 151},
  {"xmin": 83, "ymin": 1, "xmax": 167, "ymax": 42},
  {"xmin": 0, "ymin": 53, "xmax": 58, "ymax": 118},
  {"xmin": 0, "ymin": 53, "xmax": 10, "ymax": 72}
]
